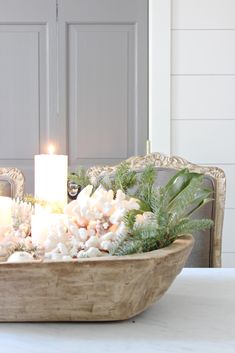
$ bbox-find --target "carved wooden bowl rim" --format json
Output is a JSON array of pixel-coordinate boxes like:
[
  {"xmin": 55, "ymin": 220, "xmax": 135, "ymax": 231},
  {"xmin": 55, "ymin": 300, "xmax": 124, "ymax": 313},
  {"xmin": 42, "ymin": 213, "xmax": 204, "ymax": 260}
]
[{"xmin": 0, "ymin": 234, "xmax": 194, "ymax": 266}]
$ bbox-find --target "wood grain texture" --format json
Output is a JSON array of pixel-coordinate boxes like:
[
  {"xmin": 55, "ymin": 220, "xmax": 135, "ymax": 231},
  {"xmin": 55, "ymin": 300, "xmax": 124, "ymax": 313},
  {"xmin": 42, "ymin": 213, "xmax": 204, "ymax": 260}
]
[{"xmin": 0, "ymin": 235, "xmax": 194, "ymax": 322}]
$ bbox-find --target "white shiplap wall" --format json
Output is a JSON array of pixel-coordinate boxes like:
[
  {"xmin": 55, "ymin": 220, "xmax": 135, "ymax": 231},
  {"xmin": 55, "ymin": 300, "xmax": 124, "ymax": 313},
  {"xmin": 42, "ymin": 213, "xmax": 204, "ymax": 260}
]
[{"xmin": 171, "ymin": 0, "xmax": 235, "ymax": 267}]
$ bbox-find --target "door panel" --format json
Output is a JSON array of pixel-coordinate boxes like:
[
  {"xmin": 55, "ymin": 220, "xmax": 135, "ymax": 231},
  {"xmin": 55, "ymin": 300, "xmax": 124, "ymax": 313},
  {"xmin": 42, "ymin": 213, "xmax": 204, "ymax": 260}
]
[
  {"xmin": 58, "ymin": 0, "xmax": 148, "ymax": 168},
  {"xmin": 68, "ymin": 23, "xmax": 135, "ymax": 164},
  {"xmin": 0, "ymin": 0, "xmax": 56, "ymax": 193},
  {"xmin": 0, "ymin": 25, "xmax": 44, "ymax": 159}
]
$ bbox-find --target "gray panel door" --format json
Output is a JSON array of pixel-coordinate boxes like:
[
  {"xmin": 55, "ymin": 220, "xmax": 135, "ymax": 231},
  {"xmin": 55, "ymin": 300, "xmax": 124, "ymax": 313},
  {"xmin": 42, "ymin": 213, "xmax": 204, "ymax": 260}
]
[
  {"xmin": 58, "ymin": 0, "xmax": 148, "ymax": 168},
  {"xmin": 0, "ymin": 0, "xmax": 57, "ymax": 193}
]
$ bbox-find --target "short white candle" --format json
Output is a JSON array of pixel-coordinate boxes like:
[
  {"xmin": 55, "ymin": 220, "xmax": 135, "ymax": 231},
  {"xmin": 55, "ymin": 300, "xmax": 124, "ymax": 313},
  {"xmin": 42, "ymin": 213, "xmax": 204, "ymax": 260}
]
[
  {"xmin": 0, "ymin": 196, "xmax": 12, "ymax": 227},
  {"xmin": 34, "ymin": 145, "xmax": 68, "ymax": 210}
]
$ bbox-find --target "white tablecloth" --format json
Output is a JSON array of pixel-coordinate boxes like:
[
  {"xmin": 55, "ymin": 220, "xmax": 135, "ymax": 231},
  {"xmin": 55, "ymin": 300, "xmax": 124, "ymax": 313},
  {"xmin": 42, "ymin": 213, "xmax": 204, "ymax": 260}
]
[{"xmin": 0, "ymin": 268, "xmax": 235, "ymax": 353}]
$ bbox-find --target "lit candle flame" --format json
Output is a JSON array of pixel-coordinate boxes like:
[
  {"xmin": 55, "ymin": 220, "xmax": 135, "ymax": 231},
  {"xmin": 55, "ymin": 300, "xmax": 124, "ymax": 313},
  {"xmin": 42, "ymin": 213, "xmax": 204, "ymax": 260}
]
[{"xmin": 48, "ymin": 144, "xmax": 55, "ymax": 155}]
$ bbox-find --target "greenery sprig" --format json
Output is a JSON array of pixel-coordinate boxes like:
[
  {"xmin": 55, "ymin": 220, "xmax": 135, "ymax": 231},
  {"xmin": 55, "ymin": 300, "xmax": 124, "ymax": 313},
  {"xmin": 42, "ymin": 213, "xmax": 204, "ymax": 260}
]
[{"xmin": 69, "ymin": 163, "xmax": 214, "ymax": 256}]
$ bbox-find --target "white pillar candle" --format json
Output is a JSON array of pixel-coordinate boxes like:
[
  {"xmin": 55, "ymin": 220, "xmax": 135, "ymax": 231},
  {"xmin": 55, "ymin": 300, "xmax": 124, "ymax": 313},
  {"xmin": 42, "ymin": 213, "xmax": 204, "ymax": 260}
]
[
  {"xmin": 34, "ymin": 145, "xmax": 68, "ymax": 211},
  {"xmin": 0, "ymin": 196, "xmax": 12, "ymax": 227}
]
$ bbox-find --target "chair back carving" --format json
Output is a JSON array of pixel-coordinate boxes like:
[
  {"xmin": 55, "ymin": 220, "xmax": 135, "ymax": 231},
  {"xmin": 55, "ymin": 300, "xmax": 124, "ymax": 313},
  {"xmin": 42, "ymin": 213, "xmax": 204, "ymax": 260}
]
[{"xmin": 0, "ymin": 168, "xmax": 25, "ymax": 198}]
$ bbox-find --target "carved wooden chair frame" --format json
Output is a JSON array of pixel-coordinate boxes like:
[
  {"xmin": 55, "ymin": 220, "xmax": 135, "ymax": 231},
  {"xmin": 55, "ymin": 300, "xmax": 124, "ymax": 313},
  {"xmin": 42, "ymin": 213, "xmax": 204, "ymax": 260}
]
[
  {"xmin": 0, "ymin": 168, "xmax": 25, "ymax": 198},
  {"xmin": 87, "ymin": 153, "xmax": 226, "ymax": 267}
]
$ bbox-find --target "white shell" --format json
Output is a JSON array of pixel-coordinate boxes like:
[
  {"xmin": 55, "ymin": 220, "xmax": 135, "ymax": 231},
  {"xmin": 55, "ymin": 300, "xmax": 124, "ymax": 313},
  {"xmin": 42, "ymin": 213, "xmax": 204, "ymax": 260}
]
[
  {"xmin": 100, "ymin": 232, "xmax": 114, "ymax": 241},
  {"xmin": 29, "ymin": 184, "xmax": 143, "ymax": 261},
  {"xmin": 70, "ymin": 247, "xmax": 78, "ymax": 258},
  {"xmin": 7, "ymin": 251, "xmax": 34, "ymax": 263},
  {"xmin": 77, "ymin": 250, "xmax": 86, "ymax": 258},
  {"xmin": 86, "ymin": 247, "xmax": 102, "ymax": 258},
  {"xmin": 85, "ymin": 236, "xmax": 100, "ymax": 249},
  {"xmin": 62, "ymin": 255, "xmax": 73, "ymax": 261},
  {"xmin": 57, "ymin": 242, "xmax": 69, "ymax": 255},
  {"xmin": 109, "ymin": 208, "xmax": 126, "ymax": 224},
  {"xmin": 100, "ymin": 240, "xmax": 112, "ymax": 251},
  {"xmin": 78, "ymin": 228, "xmax": 88, "ymax": 241},
  {"xmin": 51, "ymin": 253, "xmax": 63, "ymax": 261},
  {"xmin": 69, "ymin": 225, "xmax": 80, "ymax": 237}
]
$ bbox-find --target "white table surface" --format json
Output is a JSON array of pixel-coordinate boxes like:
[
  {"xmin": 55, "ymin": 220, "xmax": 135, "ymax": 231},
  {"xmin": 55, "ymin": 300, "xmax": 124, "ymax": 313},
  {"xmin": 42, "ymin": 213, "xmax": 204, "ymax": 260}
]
[{"xmin": 0, "ymin": 268, "xmax": 235, "ymax": 353}]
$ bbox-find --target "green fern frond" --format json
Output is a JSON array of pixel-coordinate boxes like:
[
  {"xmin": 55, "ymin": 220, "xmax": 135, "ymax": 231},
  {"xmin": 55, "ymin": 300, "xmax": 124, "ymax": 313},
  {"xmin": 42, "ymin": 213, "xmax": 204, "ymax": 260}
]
[
  {"xmin": 131, "ymin": 223, "xmax": 158, "ymax": 239},
  {"xmin": 114, "ymin": 162, "xmax": 137, "ymax": 193},
  {"xmin": 111, "ymin": 238, "xmax": 142, "ymax": 256},
  {"xmin": 135, "ymin": 164, "xmax": 156, "ymax": 207},
  {"xmin": 123, "ymin": 210, "xmax": 139, "ymax": 230},
  {"xmin": 170, "ymin": 218, "xmax": 214, "ymax": 237}
]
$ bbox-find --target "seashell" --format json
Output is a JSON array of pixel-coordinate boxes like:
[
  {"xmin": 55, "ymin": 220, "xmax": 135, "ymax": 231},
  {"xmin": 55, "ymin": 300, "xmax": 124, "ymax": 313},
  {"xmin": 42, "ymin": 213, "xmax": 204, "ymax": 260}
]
[
  {"xmin": 44, "ymin": 252, "xmax": 52, "ymax": 260},
  {"xmin": 51, "ymin": 253, "xmax": 63, "ymax": 261},
  {"xmin": 70, "ymin": 236, "xmax": 80, "ymax": 248},
  {"xmin": 100, "ymin": 240, "xmax": 112, "ymax": 251},
  {"xmin": 62, "ymin": 255, "xmax": 73, "ymax": 261},
  {"xmin": 91, "ymin": 185, "xmax": 105, "ymax": 199},
  {"xmin": 103, "ymin": 222, "xmax": 109, "ymax": 230},
  {"xmin": 7, "ymin": 251, "xmax": 34, "ymax": 263},
  {"xmin": 69, "ymin": 225, "xmax": 80, "ymax": 237},
  {"xmin": 87, "ymin": 220, "xmax": 96, "ymax": 230},
  {"xmin": 143, "ymin": 211, "xmax": 155, "ymax": 222},
  {"xmin": 78, "ymin": 228, "xmax": 88, "ymax": 241},
  {"xmin": 77, "ymin": 250, "xmax": 87, "ymax": 258},
  {"xmin": 77, "ymin": 185, "xmax": 93, "ymax": 200},
  {"xmin": 115, "ymin": 189, "xmax": 126, "ymax": 202},
  {"xmin": 74, "ymin": 216, "xmax": 88, "ymax": 228},
  {"xmin": 70, "ymin": 247, "xmax": 78, "ymax": 258},
  {"xmin": 85, "ymin": 236, "xmax": 100, "ymax": 249},
  {"xmin": 64, "ymin": 200, "xmax": 77, "ymax": 216},
  {"xmin": 87, "ymin": 228, "xmax": 96, "ymax": 237},
  {"xmin": 102, "ymin": 204, "xmax": 113, "ymax": 216},
  {"xmin": 108, "ymin": 224, "xmax": 118, "ymax": 233},
  {"xmin": 107, "ymin": 189, "xmax": 114, "ymax": 202},
  {"xmin": 57, "ymin": 242, "xmax": 69, "ymax": 255},
  {"xmin": 44, "ymin": 238, "xmax": 57, "ymax": 252},
  {"xmin": 14, "ymin": 230, "xmax": 22, "ymax": 238},
  {"xmin": 86, "ymin": 247, "xmax": 102, "ymax": 258},
  {"xmin": 135, "ymin": 214, "xmax": 145, "ymax": 224},
  {"xmin": 115, "ymin": 222, "xmax": 127, "ymax": 236},
  {"xmin": 109, "ymin": 208, "xmax": 126, "ymax": 224},
  {"xmin": 100, "ymin": 232, "xmax": 114, "ymax": 241},
  {"xmin": 24, "ymin": 236, "xmax": 33, "ymax": 248}
]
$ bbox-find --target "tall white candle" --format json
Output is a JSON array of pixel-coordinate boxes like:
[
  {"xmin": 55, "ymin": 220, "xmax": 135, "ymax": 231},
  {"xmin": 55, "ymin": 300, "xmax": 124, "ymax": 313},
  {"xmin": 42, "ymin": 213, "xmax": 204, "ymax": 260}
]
[
  {"xmin": 0, "ymin": 196, "xmax": 12, "ymax": 227},
  {"xmin": 34, "ymin": 145, "xmax": 68, "ymax": 210}
]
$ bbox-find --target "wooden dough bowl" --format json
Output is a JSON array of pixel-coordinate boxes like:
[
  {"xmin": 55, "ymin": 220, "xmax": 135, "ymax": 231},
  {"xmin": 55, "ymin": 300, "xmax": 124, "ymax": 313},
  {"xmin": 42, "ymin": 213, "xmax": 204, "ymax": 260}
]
[{"xmin": 0, "ymin": 235, "xmax": 194, "ymax": 322}]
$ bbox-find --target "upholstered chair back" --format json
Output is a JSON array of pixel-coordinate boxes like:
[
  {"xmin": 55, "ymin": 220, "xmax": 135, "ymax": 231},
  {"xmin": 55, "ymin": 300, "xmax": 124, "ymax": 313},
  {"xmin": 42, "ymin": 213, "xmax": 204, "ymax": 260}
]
[{"xmin": 88, "ymin": 153, "xmax": 226, "ymax": 267}]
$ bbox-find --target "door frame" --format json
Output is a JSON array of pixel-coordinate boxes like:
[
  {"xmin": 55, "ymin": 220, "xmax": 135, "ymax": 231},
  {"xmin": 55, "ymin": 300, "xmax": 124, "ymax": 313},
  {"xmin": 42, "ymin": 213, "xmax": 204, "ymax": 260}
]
[{"xmin": 149, "ymin": 0, "xmax": 171, "ymax": 154}]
